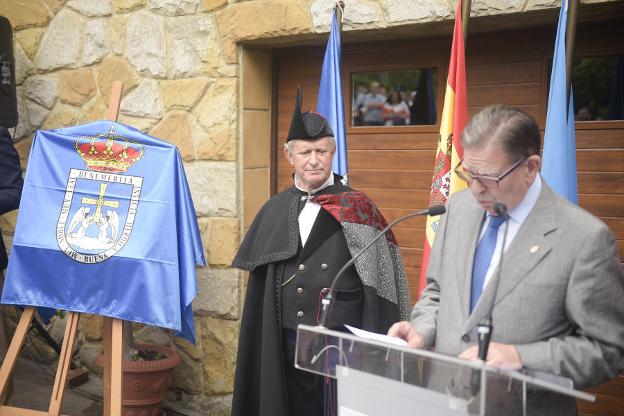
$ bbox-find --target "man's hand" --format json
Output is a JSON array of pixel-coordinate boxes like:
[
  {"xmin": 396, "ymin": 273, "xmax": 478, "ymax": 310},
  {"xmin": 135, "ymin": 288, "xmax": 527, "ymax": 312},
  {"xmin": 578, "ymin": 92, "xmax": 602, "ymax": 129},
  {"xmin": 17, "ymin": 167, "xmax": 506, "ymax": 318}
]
[
  {"xmin": 458, "ymin": 342, "xmax": 522, "ymax": 370},
  {"xmin": 387, "ymin": 321, "xmax": 425, "ymax": 349}
]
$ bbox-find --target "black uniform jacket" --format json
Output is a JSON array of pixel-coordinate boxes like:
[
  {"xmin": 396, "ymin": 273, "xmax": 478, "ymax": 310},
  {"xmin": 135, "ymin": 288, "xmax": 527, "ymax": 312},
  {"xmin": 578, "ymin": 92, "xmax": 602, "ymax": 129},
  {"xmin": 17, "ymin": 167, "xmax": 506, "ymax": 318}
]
[
  {"xmin": 0, "ymin": 127, "xmax": 23, "ymax": 270},
  {"xmin": 231, "ymin": 179, "xmax": 404, "ymax": 416}
]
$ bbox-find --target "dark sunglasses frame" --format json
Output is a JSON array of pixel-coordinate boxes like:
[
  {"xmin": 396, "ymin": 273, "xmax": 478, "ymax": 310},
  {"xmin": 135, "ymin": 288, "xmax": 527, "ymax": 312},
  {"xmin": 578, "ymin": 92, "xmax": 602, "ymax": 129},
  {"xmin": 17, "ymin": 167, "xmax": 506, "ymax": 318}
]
[{"xmin": 454, "ymin": 156, "xmax": 528, "ymax": 189}]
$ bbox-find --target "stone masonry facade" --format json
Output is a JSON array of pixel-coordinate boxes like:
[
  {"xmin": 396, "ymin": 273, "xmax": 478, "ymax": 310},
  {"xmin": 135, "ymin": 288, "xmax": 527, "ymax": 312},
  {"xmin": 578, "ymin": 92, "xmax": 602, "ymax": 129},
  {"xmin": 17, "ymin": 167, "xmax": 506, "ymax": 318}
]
[{"xmin": 0, "ymin": 0, "xmax": 614, "ymax": 413}]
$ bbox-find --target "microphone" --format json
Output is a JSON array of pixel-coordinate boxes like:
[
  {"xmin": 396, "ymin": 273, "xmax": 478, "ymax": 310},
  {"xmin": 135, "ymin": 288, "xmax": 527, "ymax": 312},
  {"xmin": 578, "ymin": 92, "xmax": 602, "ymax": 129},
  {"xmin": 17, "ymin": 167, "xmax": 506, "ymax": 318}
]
[
  {"xmin": 318, "ymin": 204, "xmax": 446, "ymax": 328},
  {"xmin": 468, "ymin": 202, "xmax": 510, "ymax": 396},
  {"xmin": 477, "ymin": 202, "xmax": 510, "ymax": 361}
]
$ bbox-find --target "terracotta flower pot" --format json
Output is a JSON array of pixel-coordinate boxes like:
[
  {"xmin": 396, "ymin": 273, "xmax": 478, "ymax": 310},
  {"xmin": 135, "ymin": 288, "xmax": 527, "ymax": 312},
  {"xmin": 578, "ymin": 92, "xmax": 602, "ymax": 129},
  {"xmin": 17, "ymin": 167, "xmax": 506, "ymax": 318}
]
[{"xmin": 96, "ymin": 343, "xmax": 181, "ymax": 416}]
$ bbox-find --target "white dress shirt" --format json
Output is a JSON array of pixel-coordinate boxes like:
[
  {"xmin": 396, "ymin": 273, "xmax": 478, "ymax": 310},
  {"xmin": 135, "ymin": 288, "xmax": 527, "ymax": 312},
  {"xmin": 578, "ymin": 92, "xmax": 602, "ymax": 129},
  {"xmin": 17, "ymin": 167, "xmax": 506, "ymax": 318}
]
[
  {"xmin": 294, "ymin": 174, "xmax": 335, "ymax": 247},
  {"xmin": 481, "ymin": 175, "xmax": 542, "ymax": 289}
]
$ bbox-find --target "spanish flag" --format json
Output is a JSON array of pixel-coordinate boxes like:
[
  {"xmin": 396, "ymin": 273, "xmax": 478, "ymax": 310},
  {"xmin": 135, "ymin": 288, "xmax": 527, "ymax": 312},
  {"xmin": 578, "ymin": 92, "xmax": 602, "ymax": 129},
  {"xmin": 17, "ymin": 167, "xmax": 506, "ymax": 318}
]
[{"xmin": 418, "ymin": 0, "xmax": 468, "ymax": 297}]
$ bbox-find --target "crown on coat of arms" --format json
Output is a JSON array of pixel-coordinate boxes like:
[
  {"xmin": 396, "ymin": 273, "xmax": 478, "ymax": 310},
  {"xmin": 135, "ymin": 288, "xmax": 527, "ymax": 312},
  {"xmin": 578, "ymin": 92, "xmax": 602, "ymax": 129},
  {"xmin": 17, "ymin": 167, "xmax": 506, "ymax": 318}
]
[{"xmin": 75, "ymin": 127, "xmax": 144, "ymax": 173}]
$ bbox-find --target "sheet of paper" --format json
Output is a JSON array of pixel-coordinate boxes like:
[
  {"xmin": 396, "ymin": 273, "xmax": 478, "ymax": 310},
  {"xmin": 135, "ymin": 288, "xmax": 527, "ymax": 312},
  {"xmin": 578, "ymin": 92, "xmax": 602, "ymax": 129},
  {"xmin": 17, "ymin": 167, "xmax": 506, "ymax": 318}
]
[
  {"xmin": 339, "ymin": 407, "xmax": 369, "ymax": 416},
  {"xmin": 344, "ymin": 324, "xmax": 408, "ymax": 347}
]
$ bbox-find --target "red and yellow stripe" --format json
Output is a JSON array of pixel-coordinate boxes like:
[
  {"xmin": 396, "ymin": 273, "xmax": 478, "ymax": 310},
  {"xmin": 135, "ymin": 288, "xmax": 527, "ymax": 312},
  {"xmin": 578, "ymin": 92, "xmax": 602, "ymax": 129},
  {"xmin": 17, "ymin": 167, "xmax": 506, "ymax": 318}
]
[{"xmin": 418, "ymin": 0, "xmax": 469, "ymax": 298}]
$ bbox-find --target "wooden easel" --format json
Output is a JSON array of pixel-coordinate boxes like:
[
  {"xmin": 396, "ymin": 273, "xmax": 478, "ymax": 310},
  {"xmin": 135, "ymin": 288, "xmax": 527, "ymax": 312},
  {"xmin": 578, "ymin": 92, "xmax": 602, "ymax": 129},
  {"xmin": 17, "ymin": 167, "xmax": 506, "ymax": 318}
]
[{"xmin": 0, "ymin": 82, "xmax": 126, "ymax": 416}]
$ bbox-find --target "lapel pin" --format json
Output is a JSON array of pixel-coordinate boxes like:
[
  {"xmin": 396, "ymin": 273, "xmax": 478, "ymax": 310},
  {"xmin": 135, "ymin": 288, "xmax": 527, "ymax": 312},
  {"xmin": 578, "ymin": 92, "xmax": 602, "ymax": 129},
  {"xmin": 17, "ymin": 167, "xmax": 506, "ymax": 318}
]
[{"xmin": 530, "ymin": 245, "xmax": 539, "ymax": 253}]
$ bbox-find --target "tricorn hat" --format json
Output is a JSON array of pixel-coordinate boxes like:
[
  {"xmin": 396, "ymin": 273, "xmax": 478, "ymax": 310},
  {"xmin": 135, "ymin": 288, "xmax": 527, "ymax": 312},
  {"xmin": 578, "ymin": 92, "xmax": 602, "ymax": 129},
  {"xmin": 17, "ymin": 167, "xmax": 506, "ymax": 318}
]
[{"xmin": 286, "ymin": 87, "xmax": 334, "ymax": 142}]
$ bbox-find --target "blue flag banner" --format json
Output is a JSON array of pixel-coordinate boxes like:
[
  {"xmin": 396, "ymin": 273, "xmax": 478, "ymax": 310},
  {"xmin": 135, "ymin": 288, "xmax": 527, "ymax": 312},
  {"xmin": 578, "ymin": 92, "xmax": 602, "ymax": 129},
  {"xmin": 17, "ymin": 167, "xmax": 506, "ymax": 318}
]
[
  {"xmin": 2, "ymin": 121, "xmax": 206, "ymax": 342},
  {"xmin": 317, "ymin": 11, "xmax": 348, "ymax": 181},
  {"xmin": 542, "ymin": 0, "xmax": 578, "ymax": 204}
]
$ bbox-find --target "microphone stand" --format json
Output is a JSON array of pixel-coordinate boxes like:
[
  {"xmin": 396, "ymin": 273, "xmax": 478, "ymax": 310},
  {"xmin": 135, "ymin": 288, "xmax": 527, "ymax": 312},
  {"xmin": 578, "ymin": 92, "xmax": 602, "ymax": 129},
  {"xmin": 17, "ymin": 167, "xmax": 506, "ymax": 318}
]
[
  {"xmin": 318, "ymin": 204, "xmax": 446, "ymax": 328},
  {"xmin": 469, "ymin": 202, "xmax": 510, "ymax": 396}
]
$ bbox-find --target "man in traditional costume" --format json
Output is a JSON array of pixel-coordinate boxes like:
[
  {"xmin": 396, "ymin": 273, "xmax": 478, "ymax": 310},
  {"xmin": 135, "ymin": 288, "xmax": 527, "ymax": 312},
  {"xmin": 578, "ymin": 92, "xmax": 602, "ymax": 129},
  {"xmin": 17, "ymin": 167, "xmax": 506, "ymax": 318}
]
[{"xmin": 232, "ymin": 88, "xmax": 410, "ymax": 416}]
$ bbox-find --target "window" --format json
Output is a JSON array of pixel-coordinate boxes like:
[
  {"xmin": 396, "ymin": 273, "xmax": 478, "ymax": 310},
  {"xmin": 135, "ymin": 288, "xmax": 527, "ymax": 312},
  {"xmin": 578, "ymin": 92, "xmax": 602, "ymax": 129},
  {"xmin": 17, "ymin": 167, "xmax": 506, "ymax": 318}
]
[
  {"xmin": 573, "ymin": 55, "xmax": 624, "ymax": 121},
  {"xmin": 351, "ymin": 69, "xmax": 438, "ymax": 127}
]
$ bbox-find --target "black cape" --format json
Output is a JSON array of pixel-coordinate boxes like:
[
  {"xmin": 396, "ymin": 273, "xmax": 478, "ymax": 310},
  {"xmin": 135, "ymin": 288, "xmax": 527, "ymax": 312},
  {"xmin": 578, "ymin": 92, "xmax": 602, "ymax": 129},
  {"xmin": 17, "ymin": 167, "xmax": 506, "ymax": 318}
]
[{"xmin": 231, "ymin": 180, "xmax": 408, "ymax": 416}]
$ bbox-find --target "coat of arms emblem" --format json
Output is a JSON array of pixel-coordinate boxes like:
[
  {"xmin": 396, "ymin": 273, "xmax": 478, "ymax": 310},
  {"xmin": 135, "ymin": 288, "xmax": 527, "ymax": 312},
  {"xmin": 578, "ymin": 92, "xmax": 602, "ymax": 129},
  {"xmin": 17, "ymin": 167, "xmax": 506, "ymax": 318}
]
[{"xmin": 56, "ymin": 127, "xmax": 144, "ymax": 263}]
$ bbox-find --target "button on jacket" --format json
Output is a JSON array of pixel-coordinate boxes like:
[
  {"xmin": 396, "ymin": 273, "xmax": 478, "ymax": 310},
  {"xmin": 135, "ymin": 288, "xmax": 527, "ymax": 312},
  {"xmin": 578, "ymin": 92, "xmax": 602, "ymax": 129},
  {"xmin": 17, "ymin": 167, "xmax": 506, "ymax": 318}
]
[{"xmin": 281, "ymin": 208, "xmax": 362, "ymax": 331}]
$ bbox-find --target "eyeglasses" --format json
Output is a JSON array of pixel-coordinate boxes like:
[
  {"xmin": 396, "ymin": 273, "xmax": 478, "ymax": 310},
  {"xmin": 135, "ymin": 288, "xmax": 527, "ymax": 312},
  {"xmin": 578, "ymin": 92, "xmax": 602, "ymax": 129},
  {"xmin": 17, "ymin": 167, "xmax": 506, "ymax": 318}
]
[{"xmin": 454, "ymin": 156, "xmax": 528, "ymax": 189}]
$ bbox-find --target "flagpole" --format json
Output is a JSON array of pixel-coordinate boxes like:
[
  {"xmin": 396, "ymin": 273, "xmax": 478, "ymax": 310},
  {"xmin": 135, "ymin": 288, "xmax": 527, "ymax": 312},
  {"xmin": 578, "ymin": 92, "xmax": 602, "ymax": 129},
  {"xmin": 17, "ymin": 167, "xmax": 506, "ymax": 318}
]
[
  {"xmin": 462, "ymin": 0, "xmax": 472, "ymax": 47},
  {"xmin": 318, "ymin": 0, "xmax": 349, "ymax": 184},
  {"xmin": 335, "ymin": 1, "xmax": 344, "ymax": 33},
  {"xmin": 103, "ymin": 80, "xmax": 124, "ymax": 416},
  {"xmin": 322, "ymin": 0, "xmax": 345, "ymax": 396},
  {"xmin": 565, "ymin": 0, "xmax": 579, "ymax": 106},
  {"xmin": 336, "ymin": 0, "xmax": 344, "ymax": 91}
]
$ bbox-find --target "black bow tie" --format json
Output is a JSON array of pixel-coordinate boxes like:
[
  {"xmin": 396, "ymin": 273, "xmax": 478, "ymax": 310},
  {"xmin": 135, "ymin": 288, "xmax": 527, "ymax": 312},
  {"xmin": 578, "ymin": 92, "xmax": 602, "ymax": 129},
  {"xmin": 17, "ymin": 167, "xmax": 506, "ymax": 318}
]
[{"xmin": 297, "ymin": 192, "xmax": 310, "ymax": 214}]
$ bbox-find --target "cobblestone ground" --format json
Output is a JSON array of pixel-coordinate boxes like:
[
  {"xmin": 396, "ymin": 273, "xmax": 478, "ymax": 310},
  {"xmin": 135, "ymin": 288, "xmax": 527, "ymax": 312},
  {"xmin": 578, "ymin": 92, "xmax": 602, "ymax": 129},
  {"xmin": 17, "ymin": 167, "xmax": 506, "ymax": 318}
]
[
  {"xmin": 11, "ymin": 358, "xmax": 102, "ymax": 415},
  {"xmin": 9, "ymin": 358, "xmax": 192, "ymax": 416}
]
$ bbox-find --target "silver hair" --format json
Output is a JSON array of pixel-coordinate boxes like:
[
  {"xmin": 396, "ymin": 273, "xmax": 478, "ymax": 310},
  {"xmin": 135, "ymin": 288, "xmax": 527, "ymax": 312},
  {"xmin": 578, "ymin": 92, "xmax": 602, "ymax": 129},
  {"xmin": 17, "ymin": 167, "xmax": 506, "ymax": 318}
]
[
  {"xmin": 461, "ymin": 105, "xmax": 540, "ymax": 161},
  {"xmin": 283, "ymin": 136, "xmax": 336, "ymax": 153}
]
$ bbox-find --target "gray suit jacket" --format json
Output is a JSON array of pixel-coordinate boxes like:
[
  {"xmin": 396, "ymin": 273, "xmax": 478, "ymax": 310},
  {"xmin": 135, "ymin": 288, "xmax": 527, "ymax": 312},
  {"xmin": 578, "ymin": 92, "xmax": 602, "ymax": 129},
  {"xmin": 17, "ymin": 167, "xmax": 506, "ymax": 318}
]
[{"xmin": 412, "ymin": 180, "xmax": 624, "ymax": 390}]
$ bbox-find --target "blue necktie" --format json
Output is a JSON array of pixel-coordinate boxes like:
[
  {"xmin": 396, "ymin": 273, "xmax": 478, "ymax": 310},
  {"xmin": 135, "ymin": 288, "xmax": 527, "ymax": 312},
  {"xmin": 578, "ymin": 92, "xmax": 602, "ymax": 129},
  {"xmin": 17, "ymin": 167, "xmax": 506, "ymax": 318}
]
[{"xmin": 470, "ymin": 215, "xmax": 506, "ymax": 312}]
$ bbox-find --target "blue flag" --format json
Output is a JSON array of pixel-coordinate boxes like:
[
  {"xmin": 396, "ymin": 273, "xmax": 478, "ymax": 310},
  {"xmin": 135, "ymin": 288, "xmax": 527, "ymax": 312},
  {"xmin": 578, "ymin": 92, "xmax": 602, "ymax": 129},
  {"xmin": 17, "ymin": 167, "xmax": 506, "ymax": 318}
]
[
  {"xmin": 317, "ymin": 11, "xmax": 348, "ymax": 182},
  {"xmin": 2, "ymin": 121, "xmax": 205, "ymax": 342},
  {"xmin": 542, "ymin": 0, "xmax": 578, "ymax": 204}
]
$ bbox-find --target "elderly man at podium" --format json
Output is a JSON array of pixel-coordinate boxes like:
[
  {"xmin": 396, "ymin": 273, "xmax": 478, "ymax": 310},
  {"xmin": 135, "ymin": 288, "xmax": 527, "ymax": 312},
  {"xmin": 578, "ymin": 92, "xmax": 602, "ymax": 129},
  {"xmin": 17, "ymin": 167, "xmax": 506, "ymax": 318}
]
[{"xmin": 389, "ymin": 105, "xmax": 624, "ymax": 414}]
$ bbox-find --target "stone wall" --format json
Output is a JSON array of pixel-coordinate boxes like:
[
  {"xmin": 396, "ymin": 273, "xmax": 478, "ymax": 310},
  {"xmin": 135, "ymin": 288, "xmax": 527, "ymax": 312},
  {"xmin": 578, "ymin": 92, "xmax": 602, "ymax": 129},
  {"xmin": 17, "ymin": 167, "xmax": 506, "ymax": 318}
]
[
  {"xmin": 1, "ymin": 0, "xmax": 240, "ymax": 413},
  {"xmin": 0, "ymin": 0, "xmax": 615, "ymax": 413}
]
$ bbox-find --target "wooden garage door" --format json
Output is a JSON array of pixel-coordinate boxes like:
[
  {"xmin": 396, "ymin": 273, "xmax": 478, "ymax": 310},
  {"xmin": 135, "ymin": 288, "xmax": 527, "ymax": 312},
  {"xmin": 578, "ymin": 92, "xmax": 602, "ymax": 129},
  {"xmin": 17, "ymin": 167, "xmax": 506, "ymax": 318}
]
[{"xmin": 274, "ymin": 20, "xmax": 624, "ymax": 307}]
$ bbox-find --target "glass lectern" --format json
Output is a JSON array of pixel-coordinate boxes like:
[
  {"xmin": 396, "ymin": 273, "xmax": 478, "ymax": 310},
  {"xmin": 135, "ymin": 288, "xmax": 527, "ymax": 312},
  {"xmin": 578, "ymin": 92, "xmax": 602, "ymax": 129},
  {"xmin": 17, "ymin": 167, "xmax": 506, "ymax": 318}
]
[{"xmin": 295, "ymin": 325, "xmax": 594, "ymax": 416}]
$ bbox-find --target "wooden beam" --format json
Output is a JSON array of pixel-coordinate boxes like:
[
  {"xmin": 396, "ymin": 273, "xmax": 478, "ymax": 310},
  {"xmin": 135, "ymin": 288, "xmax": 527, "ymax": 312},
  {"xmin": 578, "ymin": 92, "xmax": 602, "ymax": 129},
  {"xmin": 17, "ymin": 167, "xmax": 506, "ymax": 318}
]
[
  {"xmin": 48, "ymin": 313, "xmax": 80, "ymax": 416},
  {"xmin": 0, "ymin": 308, "xmax": 35, "ymax": 404},
  {"xmin": 0, "ymin": 406, "xmax": 48, "ymax": 416},
  {"xmin": 106, "ymin": 81, "xmax": 123, "ymax": 123},
  {"xmin": 101, "ymin": 80, "xmax": 125, "ymax": 416}
]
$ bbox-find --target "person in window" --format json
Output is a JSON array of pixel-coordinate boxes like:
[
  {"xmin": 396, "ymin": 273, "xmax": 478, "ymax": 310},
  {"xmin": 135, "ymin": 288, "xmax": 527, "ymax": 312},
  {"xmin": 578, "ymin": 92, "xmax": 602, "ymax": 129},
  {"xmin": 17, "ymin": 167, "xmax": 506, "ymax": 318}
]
[
  {"xmin": 360, "ymin": 81, "xmax": 386, "ymax": 126},
  {"xmin": 352, "ymin": 82, "xmax": 368, "ymax": 126},
  {"xmin": 575, "ymin": 106, "xmax": 592, "ymax": 121},
  {"xmin": 382, "ymin": 90, "xmax": 410, "ymax": 126}
]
